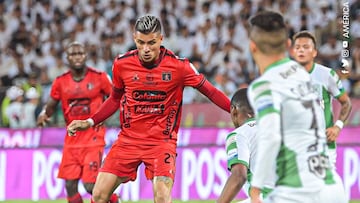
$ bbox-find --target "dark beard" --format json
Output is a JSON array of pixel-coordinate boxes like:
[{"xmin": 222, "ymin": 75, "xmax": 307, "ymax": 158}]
[{"xmin": 72, "ymin": 64, "xmax": 86, "ymax": 71}]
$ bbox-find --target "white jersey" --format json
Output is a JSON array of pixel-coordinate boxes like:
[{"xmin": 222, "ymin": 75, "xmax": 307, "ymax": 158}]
[
  {"xmin": 248, "ymin": 58, "xmax": 335, "ymax": 192},
  {"xmin": 225, "ymin": 119, "xmax": 273, "ymax": 198},
  {"xmin": 5, "ymin": 101, "xmax": 24, "ymax": 128},
  {"xmin": 309, "ymin": 63, "xmax": 345, "ymax": 149}
]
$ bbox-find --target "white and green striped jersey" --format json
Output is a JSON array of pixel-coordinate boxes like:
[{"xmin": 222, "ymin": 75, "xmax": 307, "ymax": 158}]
[
  {"xmin": 309, "ymin": 63, "xmax": 346, "ymax": 149},
  {"xmin": 248, "ymin": 58, "xmax": 335, "ymax": 192},
  {"xmin": 225, "ymin": 118, "xmax": 273, "ymax": 198}
]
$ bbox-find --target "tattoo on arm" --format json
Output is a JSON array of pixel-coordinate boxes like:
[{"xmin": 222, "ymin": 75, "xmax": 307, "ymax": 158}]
[{"xmin": 339, "ymin": 98, "xmax": 352, "ymax": 122}]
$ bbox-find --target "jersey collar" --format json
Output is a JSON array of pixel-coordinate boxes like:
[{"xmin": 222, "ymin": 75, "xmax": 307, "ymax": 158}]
[
  {"xmin": 140, "ymin": 46, "xmax": 166, "ymax": 69},
  {"xmin": 244, "ymin": 117, "xmax": 256, "ymax": 124},
  {"xmin": 264, "ymin": 57, "xmax": 291, "ymax": 73},
  {"xmin": 308, "ymin": 62, "xmax": 315, "ymax": 73}
]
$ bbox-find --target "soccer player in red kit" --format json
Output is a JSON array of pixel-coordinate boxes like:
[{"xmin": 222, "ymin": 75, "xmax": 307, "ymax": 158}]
[
  {"xmin": 67, "ymin": 15, "xmax": 231, "ymax": 203},
  {"xmin": 37, "ymin": 42, "xmax": 119, "ymax": 203}
]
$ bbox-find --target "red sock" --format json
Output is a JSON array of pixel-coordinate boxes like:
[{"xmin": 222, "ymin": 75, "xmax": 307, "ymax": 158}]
[
  {"xmin": 108, "ymin": 193, "xmax": 119, "ymax": 203},
  {"xmin": 67, "ymin": 193, "xmax": 83, "ymax": 203}
]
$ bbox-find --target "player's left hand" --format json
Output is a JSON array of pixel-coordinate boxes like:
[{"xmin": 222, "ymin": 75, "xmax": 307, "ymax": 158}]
[{"xmin": 326, "ymin": 126, "xmax": 341, "ymax": 142}]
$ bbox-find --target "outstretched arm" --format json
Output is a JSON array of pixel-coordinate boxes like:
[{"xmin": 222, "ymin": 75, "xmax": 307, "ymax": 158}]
[
  {"xmin": 197, "ymin": 80, "xmax": 231, "ymax": 113},
  {"xmin": 67, "ymin": 87, "xmax": 124, "ymax": 135},
  {"xmin": 217, "ymin": 163, "xmax": 247, "ymax": 203},
  {"xmin": 91, "ymin": 87, "xmax": 124, "ymax": 125}
]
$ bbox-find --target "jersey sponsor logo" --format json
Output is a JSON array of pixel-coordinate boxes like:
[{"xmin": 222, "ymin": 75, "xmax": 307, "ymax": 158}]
[
  {"xmin": 163, "ymin": 109, "xmax": 177, "ymax": 136},
  {"xmin": 66, "ymin": 98, "xmax": 91, "ymax": 116},
  {"xmin": 132, "ymin": 90, "xmax": 167, "ymax": 102},
  {"xmin": 247, "ymin": 122, "xmax": 256, "ymax": 127},
  {"xmin": 307, "ymin": 154, "xmax": 331, "ymax": 179},
  {"xmin": 162, "ymin": 72, "xmax": 172, "ymax": 81},
  {"xmin": 134, "ymin": 104, "xmax": 165, "ymax": 114},
  {"xmin": 146, "ymin": 73, "xmax": 154, "ymax": 81},
  {"xmin": 227, "ymin": 148, "xmax": 238, "ymax": 161},
  {"xmin": 225, "ymin": 134, "xmax": 236, "ymax": 148},
  {"xmin": 290, "ymin": 81, "xmax": 317, "ymax": 98},
  {"xmin": 279, "ymin": 64, "xmax": 300, "ymax": 79},
  {"xmin": 143, "ymin": 73, "xmax": 158, "ymax": 85}
]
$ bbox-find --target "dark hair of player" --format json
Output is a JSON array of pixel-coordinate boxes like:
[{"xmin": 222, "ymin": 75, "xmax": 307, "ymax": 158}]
[
  {"xmin": 292, "ymin": 30, "xmax": 317, "ymax": 49},
  {"xmin": 249, "ymin": 11, "xmax": 287, "ymax": 54},
  {"xmin": 231, "ymin": 88, "xmax": 254, "ymax": 117},
  {"xmin": 134, "ymin": 15, "xmax": 162, "ymax": 34}
]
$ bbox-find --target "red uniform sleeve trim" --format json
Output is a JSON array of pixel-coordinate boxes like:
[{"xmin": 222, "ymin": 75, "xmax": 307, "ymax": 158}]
[
  {"xmin": 197, "ymin": 80, "xmax": 231, "ymax": 113},
  {"xmin": 91, "ymin": 87, "xmax": 124, "ymax": 125}
]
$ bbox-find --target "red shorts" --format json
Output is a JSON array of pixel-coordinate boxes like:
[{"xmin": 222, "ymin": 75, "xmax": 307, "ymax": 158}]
[
  {"xmin": 100, "ymin": 140, "xmax": 177, "ymax": 183},
  {"xmin": 58, "ymin": 146, "xmax": 104, "ymax": 183}
]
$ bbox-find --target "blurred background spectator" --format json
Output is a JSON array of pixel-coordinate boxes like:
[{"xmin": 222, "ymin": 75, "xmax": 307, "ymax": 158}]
[{"xmin": 0, "ymin": 0, "xmax": 357, "ymax": 127}]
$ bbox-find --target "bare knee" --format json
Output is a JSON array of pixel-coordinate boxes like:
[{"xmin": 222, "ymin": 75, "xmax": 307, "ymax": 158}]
[
  {"xmin": 92, "ymin": 173, "xmax": 126, "ymax": 203},
  {"xmin": 153, "ymin": 176, "xmax": 173, "ymax": 203},
  {"xmin": 92, "ymin": 187, "xmax": 110, "ymax": 203}
]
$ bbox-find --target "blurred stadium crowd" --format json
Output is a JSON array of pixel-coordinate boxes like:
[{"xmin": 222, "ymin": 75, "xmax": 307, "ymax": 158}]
[{"xmin": 1, "ymin": 0, "xmax": 360, "ymax": 128}]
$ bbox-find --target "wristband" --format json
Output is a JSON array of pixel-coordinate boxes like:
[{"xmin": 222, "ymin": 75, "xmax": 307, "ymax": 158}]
[
  {"xmin": 334, "ymin": 120, "xmax": 344, "ymax": 129},
  {"xmin": 86, "ymin": 118, "xmax": 95, "ymax": 127},
  {"xmin": 40, "ymin": 109, "xmax": 46, "ymax": 115},
  {"xmin": 40, "ymin": 109, "xmax": 49, "ymax": 117}
]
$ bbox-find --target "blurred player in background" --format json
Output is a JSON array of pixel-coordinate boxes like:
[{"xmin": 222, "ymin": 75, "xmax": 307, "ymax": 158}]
[
  {"xmin": 292, "ymin": 30, "xmax": 352, "ymax": 169},
  {"xmin": 67, "ymin": 15, "xmax": 230, "ymax": 203},
  {"xmin": 217, "ymin": 88, "xmax": 273, "ymax": 203},
  {"xmin": 247, "ymin": 11, "xmax": 346, "ymax": 203},
  {"xmin": 36, "ymin": 41, "xmax": 118, "ymax": 203}
]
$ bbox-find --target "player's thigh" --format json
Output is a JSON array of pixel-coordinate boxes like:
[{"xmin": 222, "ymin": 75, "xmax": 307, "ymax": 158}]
[
  {"xmin": 101, "ymin": 141, "xmax": 142, "ymax": 182},
  {"xmin": 143, "ymin": 143, "xmax": 177, "ymax": 180},
  {"xmin": 93, "ymin": 172, "xmax": 127, "ymax": 196},
  {"xmin": 82, "ymin": 146, "xmax": 104, "ymax": 183},
  {"xmin": 58, "ymin": 148, "xmax": 81, "ymax": 179}
]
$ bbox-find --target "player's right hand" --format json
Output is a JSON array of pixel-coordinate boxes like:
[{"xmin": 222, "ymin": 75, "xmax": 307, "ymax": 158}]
[
  {"xmin": 67, "ymin": 120, "xmax": 91, "ymax": 136},
  {"xmin": 250, "ymin": 187, "xmax": 263, "ymax": 203},
  {"xmin": 36, "ymin": 112, "xmax": 51, "ymax": 127}
]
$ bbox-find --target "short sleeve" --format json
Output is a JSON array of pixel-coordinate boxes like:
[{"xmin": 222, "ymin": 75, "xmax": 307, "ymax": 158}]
[
  {"xmin": 50, "ymin": 78, "xmax": 61, "ymax": 101},
  {"xmin": 183, "ymin": 60, "xmax": 205, "ymax": 88}
]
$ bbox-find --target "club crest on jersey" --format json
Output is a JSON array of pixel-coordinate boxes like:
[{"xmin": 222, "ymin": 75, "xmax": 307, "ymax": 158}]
[
  {"xmin": 162, "ymin": 72, "xmax": 172, "ymax": 81},
  {"xmin": 87, "ymin": 83, "xmax": 94, "ymax": 90}
]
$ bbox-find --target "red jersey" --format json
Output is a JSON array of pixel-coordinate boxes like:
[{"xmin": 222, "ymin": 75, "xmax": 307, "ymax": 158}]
[
  {"xmin": 51, "ymin": 67, "xmax": 112, "ymax": 146},
  {"xmin": 112, "ymin": 47, "xmax": 205, "ymax": 145}
]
